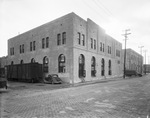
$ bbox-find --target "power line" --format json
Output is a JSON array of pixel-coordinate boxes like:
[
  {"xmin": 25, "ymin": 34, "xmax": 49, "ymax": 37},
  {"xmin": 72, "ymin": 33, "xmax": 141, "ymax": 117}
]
[
  {"xmin": 81, "ymin": 0, "xmax": 110, "ymax": 21},
  {"xmin": 93, "ymin": 0, "xmax": 114, "ymax": 18}
]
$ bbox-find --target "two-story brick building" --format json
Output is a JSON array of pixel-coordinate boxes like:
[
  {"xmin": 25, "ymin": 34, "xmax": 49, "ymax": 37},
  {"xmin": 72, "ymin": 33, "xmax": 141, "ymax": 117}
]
[
  {"xmin": 122, "ymin": 48, "xmax": 143, "ymax": 75},
  {"xmin": 7, "ymin": 12, "xmax": 123, "ymax": 84}
]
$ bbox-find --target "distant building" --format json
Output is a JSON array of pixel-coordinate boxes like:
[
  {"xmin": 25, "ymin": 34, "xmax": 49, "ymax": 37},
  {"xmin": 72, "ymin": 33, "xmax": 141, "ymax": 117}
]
[
  {"xmin": 0, "ymin": 56, "xmax": 7, "ymax": 68},
  {"xmin": 143, "ymin": 64, "xmax": 150, "ymax": 73},
  {"xmin": 122, "ymin": 48, "xmax": 143, "ymax": 74},
  {"xmin": 7, "ymin": 12, "xmax": 123, "ymax": 84}
]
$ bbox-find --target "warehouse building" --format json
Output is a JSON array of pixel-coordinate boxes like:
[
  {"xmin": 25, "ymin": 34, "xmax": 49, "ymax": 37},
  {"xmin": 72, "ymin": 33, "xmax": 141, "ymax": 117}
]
[
  {"xmin": 8, "ymin": 12, "xmax": 123, "ymax": 84},
  {"xmin": 122, "ymin": 48, "xmax": 143, "ymax": 75}
]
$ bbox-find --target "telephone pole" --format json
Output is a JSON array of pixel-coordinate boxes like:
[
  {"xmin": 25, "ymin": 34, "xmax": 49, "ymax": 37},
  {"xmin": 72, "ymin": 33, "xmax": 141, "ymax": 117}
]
[
  {"xmin": 143, "ymin": 50, "xmax": 147, "ymax": 74},
  {"xmin": 138, "ymin": 46, "xmax": 144, "ymax": 74},
  {"xmin": 122, "ymin": 29, "xmax": 131, "ymax": 78}
]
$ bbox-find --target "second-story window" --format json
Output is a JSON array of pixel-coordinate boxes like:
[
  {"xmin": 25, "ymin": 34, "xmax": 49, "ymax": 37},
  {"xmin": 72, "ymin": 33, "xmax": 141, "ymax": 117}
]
[
  {"xmin": 77, "ymin": 32, "xmax": 81, "ymax": 45},
  {"xmin": 30, "ymin": 41, "xmax": 36, "ymax": 51},
  {"xmin": 20, "ymin": 45, "xmax": 22, "ymax": 53},
  {"xmin": 116, "ymin": 50, "xmax": 120, "ymax": 57},
  {"xmin": 46, "ymin": 37, "xmax": 49, "ymax": 48},
  {"xmin": 10, "ymin": 47, "xmax": 14, "ymax": 55},
  {"xmin": 33, "ymin": 41, "xmax": 36, "ymax": 50},
  {"xmin": 94, "ymin": 39, "xmax": 96, "ymax": 50},
  {"xmin": 91, "ymin": 38, "xmax": 93, "ymax": 49},
  {"xmin": 100, "ymin": 42, "xmax": 102, "ymax": 51},
  {"xmin": 20, "ymin": 44, "xmax": 24, "ymax": 54},
  {"xmin": 30, "ymin": 42, "xmax": 32, "ymax": 51},
  {"xmin": 57, "ymin": 34, "xmax": 61, "ymax": 45},
  {"xmin": 62, "ymin": 32, "xmax": 66, "ymax": 44},
  {"xmin": 103, "ymin": 43, "xmax": 105, "ymax": 52},
  {"xmin": 82, "ymin": 34, "xmax": 85, "ymax": 46},
  {"xmin": 22, "ymin": 44, "xmax": 24, "ymax": 53},
  {"xmin": 42, "ymin": 38, "xmax": 45, "ymax": 48}
]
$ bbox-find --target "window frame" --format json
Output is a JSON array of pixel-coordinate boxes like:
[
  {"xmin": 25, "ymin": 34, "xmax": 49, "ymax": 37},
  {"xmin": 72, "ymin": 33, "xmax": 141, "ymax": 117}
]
[
  {"xmin": 46, "ymin": 37, "xmax": 49, "ymax": 48},
  {"xmin": 58, "ymin": 54, "xmax": 66, "ymax": 73},
  {"xmin": 62, "ymin": 32, "xmax": 66, "ymax": 45}
]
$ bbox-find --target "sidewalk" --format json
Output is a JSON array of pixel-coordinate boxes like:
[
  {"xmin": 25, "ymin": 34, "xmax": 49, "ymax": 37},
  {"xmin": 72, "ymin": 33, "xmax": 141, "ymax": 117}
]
[{"xmin": 72, "ymin": 76, "xmax": 124, "ymax": 87}]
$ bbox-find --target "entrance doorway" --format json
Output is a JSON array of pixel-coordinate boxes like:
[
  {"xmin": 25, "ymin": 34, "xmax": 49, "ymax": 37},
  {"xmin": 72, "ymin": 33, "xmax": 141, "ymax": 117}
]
[
  {"xmin": 79, "ymin": 54, "xmax": 85, "ymax": 78},
  {"xmin": 101, "ymin": 58, "xmax": 105, "ymax": 76}
]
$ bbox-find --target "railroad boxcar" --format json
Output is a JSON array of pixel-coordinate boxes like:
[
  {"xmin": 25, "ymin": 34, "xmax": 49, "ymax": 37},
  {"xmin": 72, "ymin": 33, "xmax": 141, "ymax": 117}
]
[{"xmin": 7, "ymin": 63, "xmax": 43, "ymax": 83}]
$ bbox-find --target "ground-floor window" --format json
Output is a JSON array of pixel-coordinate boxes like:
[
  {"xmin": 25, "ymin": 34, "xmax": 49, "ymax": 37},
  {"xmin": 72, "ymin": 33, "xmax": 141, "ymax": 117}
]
[
  {"xmin": 101, "ymin": 58, "xmax": 105, "ymax": 76},
  {"xmin": 79, "ymin": 54, "xmax": 85, "ymax": 78},
  {"xmin": 91, "ymin": 56, "xmax": 96, "ymax": 77},
  {"xmin": 43, "ymin": 56, "xmax": 49, "ymax": 73},
  {"xmin": 58, "ymin": 54, "xmax": 66, "ymax": 73},
  {"xmin": 31, "ymin": 58, "xmax": 36, "ymax": 63},
  {"xmin": 108, "ymin": 60, "xmax": 112, "ymax": 75}
]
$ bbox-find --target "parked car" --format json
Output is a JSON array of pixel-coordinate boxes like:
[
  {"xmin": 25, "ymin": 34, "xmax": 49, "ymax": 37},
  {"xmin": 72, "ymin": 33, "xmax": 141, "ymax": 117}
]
[
  {"xmin": 0, "ymin": 75, "xmax": 7, "ymax": 89},
  {"xmin": 44, "ymin": 74, "xmax": 62, "ymax": 84}
]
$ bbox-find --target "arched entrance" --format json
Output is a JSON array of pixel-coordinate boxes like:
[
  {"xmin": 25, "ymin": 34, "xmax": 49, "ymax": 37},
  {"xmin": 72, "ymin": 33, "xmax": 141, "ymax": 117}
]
[
  {"xmin": 31, "ymin": 58, "xmax": 36, "ymax": 63},
  {"xmin": 101, "ymin": 58, "xmax": 105, "ymax": 76},
  {"xmin": 43, "ymin": 56, "xmax": 49, "ymax": 73},
  {"xmin": 91, "ymin": 56, "xmax": 96, "ymax": 77},
  {"xmin": 108, "ymin": 60, "xmax": 112, "ymax": 75},
  {"xmin": 79, "ymin": 54, "xmax": 85, "ymax": 78}
]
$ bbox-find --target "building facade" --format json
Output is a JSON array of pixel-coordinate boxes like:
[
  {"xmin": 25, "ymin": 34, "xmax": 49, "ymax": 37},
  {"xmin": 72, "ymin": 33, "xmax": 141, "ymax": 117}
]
[
  {"xmin": 8, "ymin": 12, "xmax": 123, "ymax": 84},
  {"xmin": 122, "ymin": 48, "xmax": 143, "ymax": 74},
  {"xmin": 0, "ymin": 56, "xmax": 7, "ymax": 68},
  {"xmin": 143, "ymin": 64, "xmax": 150, "ymax": 73}
]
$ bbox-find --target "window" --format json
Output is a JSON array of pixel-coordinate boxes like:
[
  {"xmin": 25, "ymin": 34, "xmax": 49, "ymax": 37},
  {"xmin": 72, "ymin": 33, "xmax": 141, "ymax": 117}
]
[
  {"xmin": 30, "ymin": 41, "xmax": 36, "ymax": 51},
  {"xmin": 22, "ymin": 44, "xmax": 24, "ymax": 53},
  {"xmin": 77, "ymin": 32, "xmax": 81, "ymax": 45},
  {"xmin": 11, "ymin": 61, "xmax": 14, "ymax": 65},
  {"xmin": 10, "ymin": 47, "xmax": 14, "ymax": 55},
  {"xmin": 100, "ymin": 42, "xmax": 102, "ymax": 51},
  {"xmin": 82, "ymin": 34, "xmax": 85, "ymax": 46},
  {"xmin": 94, "ymin": 39, "xmax": 96, "ymax": 49},
  {"xmin": 42, "ymin": 38, "xmax": 45, "ymax": 48},
  {"xmin": 43, "ymin": 56, "xmax": 49, "ymax": 73},
  {"xmin": 103, "ymin": 43, "xmax": 105, "ymax": 52},
  {"xmin": 31, "ymin": 58, "xmax": 36, "ymax": 63},
  {"xmin": 33, "ymin": 41, "xmax": 36, "ymax": 50},
  {"xmin": 46, "ymin": 37, "xmax": 49, "ymax": 48},
  {"xmin": 101, "ymin": 58, "xmax": 105, "ymax": 76},
  {"xmin": 108, "ymin": 46, "xmax": 111, "ymax": 54},
  {"xmin": 20, "ymin": 45, "xmax": 22, "ymax": 53},
  {"xmin": 30, "ymin": 42, "xmax": 32, "ymax": 51},
  {"xmin": 58, "ymin": 54, "xmax": 66, "ymax": 73},
  {"xmin": 116, "ymin": 50, "xmax": 120, "ymax": 57},
  {"xmin": 20, "ymin": 45, "xmax": 24, "ymax": 54},
  {"xmin": 79, "ymin": 54, "xmax": 85, "ymax": 78},
  {"xmin": 91, "ymin": 56, "xmax": 96, "ymax": 77},
  {"xmin": 62, "ymin": 32, "xmax": 66, "ymax": 44},
  {"xmin": 57, "ymin": 34, "xmax": 61, "ymax": 45},
  {"xmin": 91, "ymin": 38, "xmax": 93, "ymax": 49},
  {"xmin": 108, "ymin": 60, "xmax": 112, "ymax": 75},
  {"xmin": 20, "ymin": 60, "xmax": 24, "ymax": 64}
]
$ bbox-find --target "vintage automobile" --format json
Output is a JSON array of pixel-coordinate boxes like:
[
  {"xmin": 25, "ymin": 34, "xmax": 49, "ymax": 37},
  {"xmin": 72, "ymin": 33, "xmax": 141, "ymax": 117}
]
[
  {"xmin": 0, "ymin": 75, "xmax": 7, "ymax": 89},
  {"xmin": 44, "ymin": 74, "xmax": 62, "ymax": 84}
]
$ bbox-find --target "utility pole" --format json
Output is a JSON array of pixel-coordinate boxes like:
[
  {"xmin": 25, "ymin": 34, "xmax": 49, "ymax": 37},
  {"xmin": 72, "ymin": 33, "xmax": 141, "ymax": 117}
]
[
  {"xmin": 143, "ymin": 50, "xmax": 147, "ymax": 74},
  {"xmin": 122, "ymin": 29, "xmax": 131, "ymax": 79},
  {"xmin": 138, "ymin": 46, "xmax": 144, "ymax": 74}
]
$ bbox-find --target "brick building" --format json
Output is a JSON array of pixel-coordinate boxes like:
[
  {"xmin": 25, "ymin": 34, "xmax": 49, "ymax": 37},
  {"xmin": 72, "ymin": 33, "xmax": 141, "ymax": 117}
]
[
  {"xmin": 122, "ymin": 48, "xmax": 143, "ymax": 74},
  {"xmin": 7, "ymin": 12, "xmax": 123, "ymax": 84}
]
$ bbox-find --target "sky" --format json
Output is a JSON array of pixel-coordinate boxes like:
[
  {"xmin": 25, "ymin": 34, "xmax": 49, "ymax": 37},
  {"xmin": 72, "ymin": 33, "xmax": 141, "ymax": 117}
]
[{"xmin": 0, "ymin": 0, "xmax": 150, "ymax": 63}]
